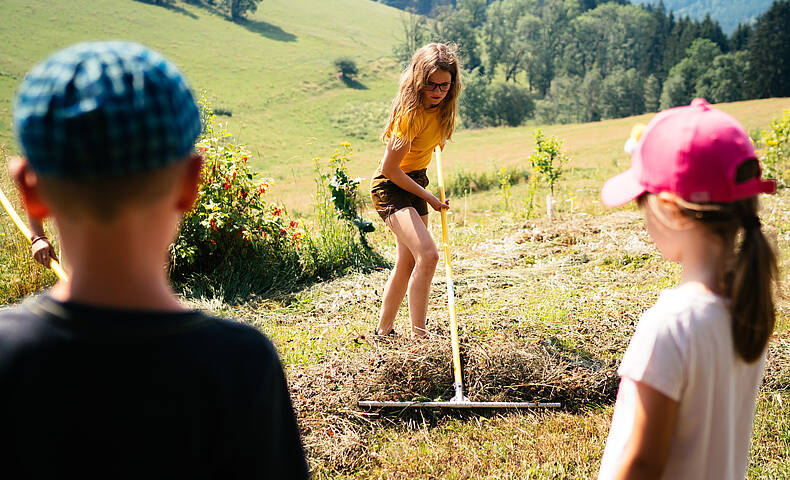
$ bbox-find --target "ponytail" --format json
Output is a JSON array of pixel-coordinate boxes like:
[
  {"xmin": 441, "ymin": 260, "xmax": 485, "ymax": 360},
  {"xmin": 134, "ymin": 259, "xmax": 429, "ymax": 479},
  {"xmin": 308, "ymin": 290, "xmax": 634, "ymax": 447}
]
[
  {"xmin": 729, "ymin": 197, "xmax": 778, "ymax": 362},
  {"xmin": 672, "ymin": 158, "xmax": 778, "ymax": 363}
]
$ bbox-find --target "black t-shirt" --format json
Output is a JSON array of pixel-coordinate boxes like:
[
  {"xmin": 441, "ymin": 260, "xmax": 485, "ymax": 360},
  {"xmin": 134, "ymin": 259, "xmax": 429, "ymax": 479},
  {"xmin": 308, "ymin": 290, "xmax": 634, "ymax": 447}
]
[{"xmin": 0, "ymin": 295, "xmax": 309, "ymax": 479}]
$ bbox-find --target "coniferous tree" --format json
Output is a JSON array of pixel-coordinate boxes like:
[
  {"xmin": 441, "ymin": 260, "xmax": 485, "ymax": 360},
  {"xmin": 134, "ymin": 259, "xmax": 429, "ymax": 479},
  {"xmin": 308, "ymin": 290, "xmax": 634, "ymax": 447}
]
[
  {"xmin": 644, "ymin": 74, "xmax": 661, "ymax": 112},
  {"xmin": 729, "ymin": 23, "xmax": 752, "ymax": 52},
  {"xmin": 748, "ymin": 0, "xmax": 790, "ymax": 98}
]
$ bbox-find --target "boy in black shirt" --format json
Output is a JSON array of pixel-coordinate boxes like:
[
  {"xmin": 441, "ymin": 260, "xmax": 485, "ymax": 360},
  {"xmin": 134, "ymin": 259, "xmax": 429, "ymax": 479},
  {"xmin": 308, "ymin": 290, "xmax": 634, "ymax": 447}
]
[{"xmin": 0, "ymin": 42, "xmax": 309, "ymax": 479}]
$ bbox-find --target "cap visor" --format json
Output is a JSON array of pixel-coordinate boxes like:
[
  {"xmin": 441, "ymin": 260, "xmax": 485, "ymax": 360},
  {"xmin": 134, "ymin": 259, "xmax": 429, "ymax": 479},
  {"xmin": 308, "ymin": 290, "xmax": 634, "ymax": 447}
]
[{"xmin": 601, "ymin": 168, "xmax": 646, "ymax": 207}]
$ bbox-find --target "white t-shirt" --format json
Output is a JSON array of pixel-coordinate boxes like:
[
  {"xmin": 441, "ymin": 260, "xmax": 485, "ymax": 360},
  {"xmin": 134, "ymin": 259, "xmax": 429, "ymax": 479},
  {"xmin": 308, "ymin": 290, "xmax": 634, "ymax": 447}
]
[{"xmin": 598, "ymin": 283, "xmax": 766, "ymax": 480}]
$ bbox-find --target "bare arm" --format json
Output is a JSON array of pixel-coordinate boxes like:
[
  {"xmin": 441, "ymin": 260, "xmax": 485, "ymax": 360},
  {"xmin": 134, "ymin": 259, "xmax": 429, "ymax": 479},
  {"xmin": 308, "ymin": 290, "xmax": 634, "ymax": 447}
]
[
  {"xmin": 380, "ymin": 138, "xmax": 448, "ymax": 212},
  {"xmin": 27, "ymin": 211, "xmax": 57, "ymax": 267},
  {"xmin": 615, "ymin": 379, "xmax": 678, "ymax": 480}
]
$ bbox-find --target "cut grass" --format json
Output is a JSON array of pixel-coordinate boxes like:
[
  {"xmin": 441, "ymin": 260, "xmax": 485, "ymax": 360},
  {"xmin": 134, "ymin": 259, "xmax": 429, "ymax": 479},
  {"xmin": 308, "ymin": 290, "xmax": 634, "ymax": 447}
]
[{"xmin": 192, "ymin": 188, "xmax": 790, "ymax": 478}]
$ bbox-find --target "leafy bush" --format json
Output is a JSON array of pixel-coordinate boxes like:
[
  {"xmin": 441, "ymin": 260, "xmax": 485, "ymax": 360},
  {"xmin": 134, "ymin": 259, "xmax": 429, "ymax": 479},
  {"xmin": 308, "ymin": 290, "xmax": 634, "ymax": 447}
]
[
  {"xmin": 758, "ymin": 109, "xmax": 790, "ymax": 188},
  {"xmin": 485, "ymin": 81, "xmax": 534, "ymax": 127},
  {"xmin": 460, "ymin": 72, "xmax": 534, "ymax": 128},
  {"xmin": 319, "ymin": 143, "xmax": 375, "ymax": 248},
  {"xmin": 171, "ymin": 98, "xmax": 388, "ymax": 300},
  {"xmin": 170, "ymin": 95, "xmax": 304, "ymax": 299},
  {"xmin": 334, "ymin": 57, "xmax": 359, "ymax": 81}
]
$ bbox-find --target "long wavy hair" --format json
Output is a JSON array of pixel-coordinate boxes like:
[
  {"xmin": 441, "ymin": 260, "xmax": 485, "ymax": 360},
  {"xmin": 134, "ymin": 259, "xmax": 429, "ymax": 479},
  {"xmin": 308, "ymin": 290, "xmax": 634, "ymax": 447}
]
[{"xmin": 382, "ymin": 42, "xmax": 462, "ymax": 149}]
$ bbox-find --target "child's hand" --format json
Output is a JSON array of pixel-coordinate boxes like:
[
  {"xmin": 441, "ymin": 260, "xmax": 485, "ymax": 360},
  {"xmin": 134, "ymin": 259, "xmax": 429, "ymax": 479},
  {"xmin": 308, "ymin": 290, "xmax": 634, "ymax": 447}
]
[
  {"xmin": 428, "ymin": 194, "xmax": 450, "ymax": 212},
  {"xmin": 31, "ymin": 236, "xmax": 58, "ymax": 267}
]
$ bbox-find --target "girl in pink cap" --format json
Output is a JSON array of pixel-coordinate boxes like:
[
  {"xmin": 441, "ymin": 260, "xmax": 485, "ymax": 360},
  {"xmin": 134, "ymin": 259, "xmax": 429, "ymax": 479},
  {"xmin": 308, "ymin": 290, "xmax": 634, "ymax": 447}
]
[{"xmin": 597, "ymin": 98, "xmax": 777, "ymax": 479}]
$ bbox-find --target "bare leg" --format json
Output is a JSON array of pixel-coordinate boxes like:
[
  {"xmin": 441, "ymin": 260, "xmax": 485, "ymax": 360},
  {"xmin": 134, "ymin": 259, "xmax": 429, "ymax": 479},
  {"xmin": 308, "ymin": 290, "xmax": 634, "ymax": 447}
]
[
  {"xmin": 378, "ymin": 208, "xmax": 438, "ymax": 338},
  {"xmin": 375, "ymin": 234, "xmax": 415, "ymax": 335}
]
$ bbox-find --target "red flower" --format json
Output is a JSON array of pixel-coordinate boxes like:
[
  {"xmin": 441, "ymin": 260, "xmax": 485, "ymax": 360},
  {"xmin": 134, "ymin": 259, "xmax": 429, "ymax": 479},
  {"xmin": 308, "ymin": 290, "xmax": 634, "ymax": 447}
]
[
  {"xmin": 210, "ymin": 240, "xmax": 216, "ymax": 245},
  {"xmin": 209, "ymin": 218, "xmax": 217, "ymax": 231},
  {"xmin": 272, "ymin": 206, "xmax": 282, "ymax": 216},
  {"xmin": 289, "ymin": 220, "xmax": 299, "ymax": 229},
  {"xmin": 223, "ymin": 180, "xmax": 230, "ymax": 190},
  {"xmin": 242, "ymin": 156, "xmax": 248, "ymax": 164},
  {"xmin": 232, "ymin": 171, "xmax": 237, "ymax": 181},
  {"xmin": 199, "ymin": 147, "xmax": 207, "ymax": 154}
]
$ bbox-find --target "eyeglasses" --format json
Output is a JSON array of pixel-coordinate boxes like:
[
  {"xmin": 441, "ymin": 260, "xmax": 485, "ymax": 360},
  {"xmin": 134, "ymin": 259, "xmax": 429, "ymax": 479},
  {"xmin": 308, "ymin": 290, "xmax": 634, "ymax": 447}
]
[{"xmin": 424, "ymin": 81, "xmax": 452, "ymax": 92}]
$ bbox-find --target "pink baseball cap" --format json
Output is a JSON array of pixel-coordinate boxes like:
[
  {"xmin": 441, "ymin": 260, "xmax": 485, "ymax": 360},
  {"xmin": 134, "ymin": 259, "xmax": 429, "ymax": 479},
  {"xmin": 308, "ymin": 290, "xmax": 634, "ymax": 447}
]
[{"xmin": 601, "ymin": 98, "xmax": 776, "ymax": 207}]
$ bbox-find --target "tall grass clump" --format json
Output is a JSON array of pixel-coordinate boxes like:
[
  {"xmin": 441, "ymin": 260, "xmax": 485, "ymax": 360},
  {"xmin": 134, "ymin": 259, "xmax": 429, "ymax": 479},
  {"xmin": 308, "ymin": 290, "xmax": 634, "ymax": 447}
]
[
  {"xmin": 445, "ymin": 166, "xmax": 529, "ymax": 197},
  {"xmin": 0, "ymin": 150, "xmax": 57, "ymax": 305},
  {"xmin": 170, "ymin": 96, "xmax": 387, "ymax": 301}
]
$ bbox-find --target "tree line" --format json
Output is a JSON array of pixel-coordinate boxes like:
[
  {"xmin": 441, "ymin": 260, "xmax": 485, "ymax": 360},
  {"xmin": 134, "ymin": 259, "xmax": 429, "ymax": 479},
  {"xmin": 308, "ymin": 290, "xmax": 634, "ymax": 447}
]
[{"xmin": 391, "ymin": 0, "xmax": 790, "ymax": 127}]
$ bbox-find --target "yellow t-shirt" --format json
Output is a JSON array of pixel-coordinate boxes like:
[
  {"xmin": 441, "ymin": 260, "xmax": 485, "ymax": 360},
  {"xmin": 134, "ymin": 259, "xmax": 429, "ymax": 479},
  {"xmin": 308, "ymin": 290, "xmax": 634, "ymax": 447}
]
[{"xmin": 393, "ymin": 107, "xmax": 442, "ymax": 172}]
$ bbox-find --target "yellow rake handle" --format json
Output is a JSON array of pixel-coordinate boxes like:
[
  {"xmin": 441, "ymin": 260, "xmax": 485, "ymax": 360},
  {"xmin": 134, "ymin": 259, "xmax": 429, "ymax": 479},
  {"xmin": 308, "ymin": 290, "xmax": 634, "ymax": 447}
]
[
  {"xmin": 435, "ymin": 146, "xmax": 463, "ymax": 389},
  {"xmin": 0, "ymin": 186, "xmax": 68, "ymax": 282}
]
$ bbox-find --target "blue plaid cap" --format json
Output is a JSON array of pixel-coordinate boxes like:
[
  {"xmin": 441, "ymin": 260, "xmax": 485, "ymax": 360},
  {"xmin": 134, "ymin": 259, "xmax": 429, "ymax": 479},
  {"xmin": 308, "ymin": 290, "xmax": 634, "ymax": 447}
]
[{"xmin": 13, "ymin": 41, "xmax": 201, "ymax": 179}]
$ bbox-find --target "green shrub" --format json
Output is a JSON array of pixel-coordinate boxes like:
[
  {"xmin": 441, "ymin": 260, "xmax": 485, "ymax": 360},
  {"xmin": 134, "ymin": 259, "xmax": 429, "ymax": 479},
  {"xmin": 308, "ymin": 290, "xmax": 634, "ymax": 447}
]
[
  {"xmin": 758, "ymin": 109, "xmax": 790, "ymax": 188},
  {"xmin": 170, "ymin": 95, "xmax": 304, "ymax": 299},
  {"xmin": 334, "ymin": 57, "xmax": 358, "ymax": 81},
  {"xmin": 170, "ymin": 99, "xmax": 387, "ymax": 300},
  {"xmin": 320, "ymin": 142, "xmax": 374, "ymax": 248},
  {"xmin": 460, "ymin": 72, "xmax": 535, "ymax": 128},
  {"xmin": 486, "ymin": 81, "xmax": 535, "ymax": 127}
]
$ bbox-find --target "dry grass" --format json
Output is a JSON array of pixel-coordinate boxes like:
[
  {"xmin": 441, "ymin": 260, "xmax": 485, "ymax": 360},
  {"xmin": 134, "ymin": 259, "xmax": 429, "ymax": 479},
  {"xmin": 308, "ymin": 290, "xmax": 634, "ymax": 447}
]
[
  {"xmin": 0, "ymin": 150, "xmax": 57, "ymax": 304},
  {"xmin": 202, "ymin": 191, "xmax": 790, "ymax": 478}
]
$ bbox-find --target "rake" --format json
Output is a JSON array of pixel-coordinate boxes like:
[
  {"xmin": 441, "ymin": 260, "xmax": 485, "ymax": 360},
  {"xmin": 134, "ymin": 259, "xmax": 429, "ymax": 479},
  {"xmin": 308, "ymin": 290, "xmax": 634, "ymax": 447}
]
[
  {"xmin": 359, "ymin": 146, "xmax": 560, "ymax": 410},
  {"xmin": 0, "ymin": 186, "xmax": 69, "ymax": 282}
]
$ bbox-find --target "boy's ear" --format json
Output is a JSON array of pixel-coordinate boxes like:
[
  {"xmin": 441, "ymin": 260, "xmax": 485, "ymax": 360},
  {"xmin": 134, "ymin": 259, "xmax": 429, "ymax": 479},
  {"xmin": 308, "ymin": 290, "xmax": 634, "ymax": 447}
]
[
  {"xmin": 8, "ymin": 157, "xmax": 49, "ymax": 220},
  {"xmin": 175, "ymin": 153, "xmax": 203, "ymax": 212}
]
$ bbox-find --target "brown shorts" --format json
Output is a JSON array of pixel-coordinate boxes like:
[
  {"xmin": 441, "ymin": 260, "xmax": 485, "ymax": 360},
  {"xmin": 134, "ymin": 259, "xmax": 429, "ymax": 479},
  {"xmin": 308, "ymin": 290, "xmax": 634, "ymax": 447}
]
[{"xmin": 370, "ymin": 169, "xmax": 429, "ymax": 221}]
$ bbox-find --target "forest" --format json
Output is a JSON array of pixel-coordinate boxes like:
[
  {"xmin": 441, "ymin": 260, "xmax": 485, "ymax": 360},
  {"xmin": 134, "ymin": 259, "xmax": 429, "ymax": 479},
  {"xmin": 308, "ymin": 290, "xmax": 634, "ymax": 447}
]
[{"xmin": 383, "ymin": 0, "xmax": 790, "ymax": 127}]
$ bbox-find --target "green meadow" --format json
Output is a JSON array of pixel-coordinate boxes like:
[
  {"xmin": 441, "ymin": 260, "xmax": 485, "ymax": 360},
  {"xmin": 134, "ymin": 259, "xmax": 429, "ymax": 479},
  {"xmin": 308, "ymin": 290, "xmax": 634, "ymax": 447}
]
[
  {"xmin": 0, "ymin": 0, "xmax": 402, "ymax": 173},
  {"xmin": 1, "ymin": 1, "xmax": 790, "ymax": 478}
]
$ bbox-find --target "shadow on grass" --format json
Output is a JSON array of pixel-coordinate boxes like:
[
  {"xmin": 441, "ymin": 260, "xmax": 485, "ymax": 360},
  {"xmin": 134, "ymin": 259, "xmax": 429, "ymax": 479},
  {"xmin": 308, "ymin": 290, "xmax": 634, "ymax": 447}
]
[
  {"xmin": 236, "ymin": 17, "xmax": 297, "ymax": 42},
  {"xmin": 133, "ymin": 0, "xmax": 199, "ymax": 19},
  {"xmin": 340, "ymin": 76, "xmax": 368, "ymax": 90},
  {"xmin": 174, "ymin": 246, "xmax": 390, "ymax": 305}
]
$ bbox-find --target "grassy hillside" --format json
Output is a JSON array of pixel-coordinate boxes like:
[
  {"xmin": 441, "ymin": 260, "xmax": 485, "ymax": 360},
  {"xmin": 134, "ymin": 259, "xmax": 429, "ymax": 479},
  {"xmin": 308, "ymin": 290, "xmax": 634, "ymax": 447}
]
[
  {"xmin": 307, "ymin": 97, "xmax": 790, "ymax": 217},
  {"xmin": 0, "ymin": 0, "xmax": 402, "ymax": 169}
]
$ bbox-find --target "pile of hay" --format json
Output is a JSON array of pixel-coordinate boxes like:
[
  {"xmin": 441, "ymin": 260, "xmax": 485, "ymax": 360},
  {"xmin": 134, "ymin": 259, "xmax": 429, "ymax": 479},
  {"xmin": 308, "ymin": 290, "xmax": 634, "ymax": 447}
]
[{"xmin": 289, "ymin": 324, "xmax": 620, "ymax": 473}]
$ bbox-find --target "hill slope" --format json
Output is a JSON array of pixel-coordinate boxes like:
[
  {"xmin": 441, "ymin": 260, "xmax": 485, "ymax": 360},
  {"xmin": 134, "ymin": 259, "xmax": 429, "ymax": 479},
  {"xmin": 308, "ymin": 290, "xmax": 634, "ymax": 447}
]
[
  {"xmin": 0, "ymin": 0, "xmax": 403, "ymax": 169},
  {"xmin": 631, "ymin": 0, "xmax": 773, "ymax": 33}
]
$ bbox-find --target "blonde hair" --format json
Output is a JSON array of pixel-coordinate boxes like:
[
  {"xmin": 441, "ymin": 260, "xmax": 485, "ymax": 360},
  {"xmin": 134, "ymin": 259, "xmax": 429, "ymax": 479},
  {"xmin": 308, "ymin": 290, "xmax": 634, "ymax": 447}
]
[{"xmin": 382, "ymin": 43, "xmax": 462, "ymax": 148}]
